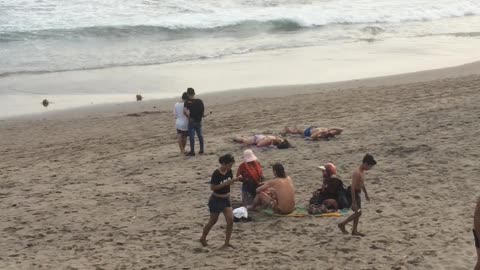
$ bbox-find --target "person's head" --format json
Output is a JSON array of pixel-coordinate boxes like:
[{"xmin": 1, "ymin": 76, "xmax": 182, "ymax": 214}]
[
  {"xmin": 243, "ymin": 149, "xmax": 257, "ymax": 163},
  {"xmin": 187, "ymin": 87, "xmax": 195, "ymax": 98},
  {"xmin": 275, "ymin": 138, "xmax": 291, "ymax": 149},
  {"xmin": 272, "ymin": 163, "xmax": 286, "ymax": 178},
  {"xmin": 181, "ymin": 92, "xmax": 189, "ymax": 101},
  {"xmin": 319, "ymin": 162, "xmax": 337, "ymax": 178},
  {"xmin": 361, "ymin": 153, "xmax": 377, "ymax": 170},
  {"xmin": 219, "ymin": 153, "xmax": 235, "ymax": 170}
]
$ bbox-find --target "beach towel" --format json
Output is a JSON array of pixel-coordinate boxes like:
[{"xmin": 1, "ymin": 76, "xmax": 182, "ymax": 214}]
[{"xmin": 263, "ymin": 207, "xmax": 349, "ymax": 217}]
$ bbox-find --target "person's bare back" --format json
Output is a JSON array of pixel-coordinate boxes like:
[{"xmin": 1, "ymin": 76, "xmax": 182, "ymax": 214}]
[{"xmin": 263, "ymin": 177, "xmax": 295, "ymax": 214}]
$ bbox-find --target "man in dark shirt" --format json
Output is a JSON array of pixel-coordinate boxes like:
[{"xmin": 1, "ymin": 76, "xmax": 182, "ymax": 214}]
[{"xmin": 183, "ymin": 87, "xmax": 205, "ymax": 156}]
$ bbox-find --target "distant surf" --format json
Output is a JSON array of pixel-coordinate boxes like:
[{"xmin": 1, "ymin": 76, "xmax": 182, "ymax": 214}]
[{"xmin": 1, "ymin": 0, "xmax": 480, "ymax": 78}]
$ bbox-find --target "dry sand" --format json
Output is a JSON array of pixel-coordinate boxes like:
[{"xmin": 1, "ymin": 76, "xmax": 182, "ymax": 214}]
[{"xmin": 1, "ymin": 62, "xmax": 480, "ymax": 269}]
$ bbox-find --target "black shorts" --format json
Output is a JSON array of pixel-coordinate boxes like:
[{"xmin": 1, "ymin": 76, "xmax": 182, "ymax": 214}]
[
  {"xmin": 474, "ymin": 229, "xmax": 480, "ymax": 248},
  {"xmin": 208, "ymin": 195, "xmax": 231, "ymax": 213},
  {"xmin": 176, "ymin": 129, "xmax": 188, "ymax": 136},
  {"xmin": 352, "ymin": 192, "xmax": 361, "ymax": 211}
]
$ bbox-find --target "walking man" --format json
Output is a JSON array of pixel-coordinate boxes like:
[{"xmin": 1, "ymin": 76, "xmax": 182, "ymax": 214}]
[{"xmin": 338, "ymin": 154, "xmax": 377, "ymax": 236}]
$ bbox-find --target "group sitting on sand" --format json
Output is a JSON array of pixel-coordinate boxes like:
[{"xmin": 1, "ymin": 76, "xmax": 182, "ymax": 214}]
[
  {"xmin": 199, "ymin": 148, "xmax": 377, "ymax": 248},
  {"xmin": 200, "ymin": 152, "xmax": 295, "ymax": 248}
]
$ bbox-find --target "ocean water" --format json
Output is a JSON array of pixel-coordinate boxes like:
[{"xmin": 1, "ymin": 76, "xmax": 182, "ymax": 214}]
[
  {"xmin": 1, "ymin": 0, "xmax": 480, "ymax": 117},
  {"xmin": 1, "ymin": 0, "xmax": 480, "ymax": 78}
]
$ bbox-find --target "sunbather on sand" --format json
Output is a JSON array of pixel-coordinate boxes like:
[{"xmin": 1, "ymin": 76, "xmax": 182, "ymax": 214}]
[
  {"xmin": 233, "ymin": 134, "xmax": 292, "ymax": 149},
  {"xmin": 247, "ymin": 163, "xmax": 295, "ymax": 215},
  {"xmin": 284, "ymin": 126, "xmax": 343, "ymax": 140}
]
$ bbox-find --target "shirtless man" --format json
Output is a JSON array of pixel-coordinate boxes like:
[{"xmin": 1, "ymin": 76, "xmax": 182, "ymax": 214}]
[
  {"xmin": 338, "ymin": 154, "xmax": 377, "ymax": 236},
  {"xmin": 284, "ymin": 126, "xmax": 343, "ymax": 140},
  {"xmin": 248, "ymin": 163, "xmax": 295, "ymax": 215},
  {"xmin": 474, "ymin": 197, "xmax": 480, "ymax": 270}
]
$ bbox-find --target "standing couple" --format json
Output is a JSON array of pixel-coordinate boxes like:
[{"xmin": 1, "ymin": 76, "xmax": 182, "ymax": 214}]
[{"xmin": 173, "ymin": 87, "xmax": 208, "ymax": 156}]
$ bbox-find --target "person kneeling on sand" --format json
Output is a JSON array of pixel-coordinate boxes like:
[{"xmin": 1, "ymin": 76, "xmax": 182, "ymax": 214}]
[
  {"xmin": 248, "ymin": 163, "xmax": 295, "ymax": 215},
  {"xmin": 474, "ymin": 196, "xmax": 480, "ymax": 270},
  {"xmin": 284, "ymin": 126, "xmax": 343, "ymax": 140},
  {"xmin": 200, "ymin": 154, "xmax": 243, "ymax": 248},
  {"xmin": 233, "ymin": 134, "xmax": 291, "ymax": 149},
  {"xmin": 308, "ymin": 163, "xmax": 349, "ymax": 214},
  {"xmin": 236, "ymin": 149, "xmax": 265, "ymax": 206}
]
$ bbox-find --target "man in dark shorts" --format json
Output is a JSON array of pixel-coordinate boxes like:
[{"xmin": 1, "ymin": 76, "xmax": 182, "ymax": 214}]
[
  {"xmin": 474, "ymin": 197, "xmax": 480, "ymax": 270},
  {"xmin": 183, "ymin": 87, "xmax": 205, "ymax": 156},
  {"xmin": 338, "ymin": 154, "xmax": 376, "ymax": 236}
]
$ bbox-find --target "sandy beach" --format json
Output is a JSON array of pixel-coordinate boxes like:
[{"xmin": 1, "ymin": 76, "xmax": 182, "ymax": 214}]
[{"xmin": 1, "ymin": 62, "xmax": 480, "ymax": 269}]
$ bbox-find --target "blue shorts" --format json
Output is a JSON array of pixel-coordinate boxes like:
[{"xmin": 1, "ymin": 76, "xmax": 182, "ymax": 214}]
[
  {"xmin": 303, "ymin": 126, "xmax": 316, "ymax": 137},
  {"xmin": 208, "ymin": 195, "xmax": 231, "ymax": 213}
]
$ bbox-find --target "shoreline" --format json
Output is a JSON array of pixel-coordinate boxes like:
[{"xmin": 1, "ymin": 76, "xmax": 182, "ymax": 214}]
[
  {"xmin": 4, "ymin": 58, "xmax": 480, "ymax": 121},
  {"xmin": 3, "ymin": 35, "xmax": 480, "ymax": 119}
]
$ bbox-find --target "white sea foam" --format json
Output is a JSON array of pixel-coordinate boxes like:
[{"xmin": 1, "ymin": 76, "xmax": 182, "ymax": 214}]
[
  {"xmin": 1, "ymin": 0, "xmax": 479, "ymax": 32},
  {"xmin": 1, "ymin": 0, "xmax": 480, "ymax": 77}
]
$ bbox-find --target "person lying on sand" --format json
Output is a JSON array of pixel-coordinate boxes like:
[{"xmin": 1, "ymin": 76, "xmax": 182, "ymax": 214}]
[
  {"xmin": 474, "ymin": 196, "xmax": 480, "ymax": 270},
  {"xmin": 200, "ymin": 154, "xmax": 243, "ymax": 248},
  {"xmin": 233, "ymin": 134, "xmax": 292, "ymax": 149},
  {"xmin": 338, "ymin": 154, "xmax": 377, "ymax": 237},
  {"xmin": 284, "ymin": 126, "xmax": 343, "ymax": 140},
  {"xmin": 247, "ymin": 163, "xmax": 295, "ymax": 215}
]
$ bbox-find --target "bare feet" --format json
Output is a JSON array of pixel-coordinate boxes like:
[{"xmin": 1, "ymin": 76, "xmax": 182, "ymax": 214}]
[
  {"xmin": 338, "ymin": 223, "xmax": 349, "ymax": 235},
  {"xmin": 351, "ymin": 231, "xmax": 365, "ymax": 237},
  {"xmin": 221, "ymin": 243, "xmax": 234, "ymax": 249},
  {"xmin": 199, "ymin": 238, "xmax": 208, "ymax": 247}
]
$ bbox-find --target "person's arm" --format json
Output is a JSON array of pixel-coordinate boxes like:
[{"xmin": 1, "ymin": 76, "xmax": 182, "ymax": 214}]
[
  {"xmin": 183, "ymin": 107, "xmax": 190, "ymax": 121},
  {"xmin": 211, "ymin": 175, "xmax": 242, "ymax": 191},
  {"xmin": 200, "ymin": 100, "xmax": 205, "ymax": 117},
  {"xmin": 362, "ymin": 185, "xmax": 370, "ymax": 201},
  {"xmin": 475, "ymin": 197, "xmax": 480, "ymax": 233},
  {"xmin": 256, "ymin": 180, "xmax": 271, "ymax": 193},
  {"xmin": 173, "ymin": 106, "xmax": 177, "ymax": 119},
  {"xmin": 236, "ymin": 164, "xmax": 246, "ymax": 179}
]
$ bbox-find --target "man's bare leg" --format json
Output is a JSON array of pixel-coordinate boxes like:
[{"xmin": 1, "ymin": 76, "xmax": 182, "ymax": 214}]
[
  {"xmin": 222, "ymin": 207, "xmax": 235, "ymax": 248},
  {"xmin": 248, "ymin": 192, "xmax": 273, "ymax": 211},
  {"xmin": 338, "ymin": 211, "xmax": 360, "ymax": 235},
  {"xmin": 284, "ymin": 126, "xmax": 303, "ymax": 135},
  {"xmin": 351, "ymin": 212, "xmax": 365, "ymax": 236},
  {"xmin": 233, "ymin": 136, "xmax": 245, "ymax": 143},
  {"xmin": 200, "ymin": 213, "xmax": 219, "ymax": 247}
]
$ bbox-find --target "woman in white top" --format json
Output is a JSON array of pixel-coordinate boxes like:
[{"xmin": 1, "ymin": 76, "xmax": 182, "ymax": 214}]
[{"xmin": 173, "ymin": 92, "xmax": 189, "ymax": 154}]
